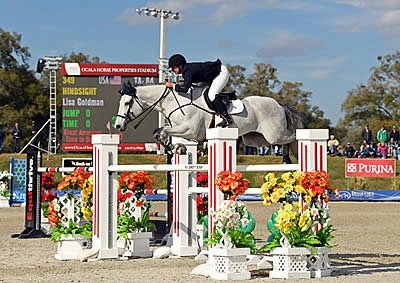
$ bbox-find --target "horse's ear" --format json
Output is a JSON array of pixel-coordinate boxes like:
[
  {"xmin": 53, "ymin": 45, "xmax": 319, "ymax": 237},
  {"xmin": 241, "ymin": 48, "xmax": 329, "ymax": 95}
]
[
  {"xmin": 118, "ymin": 82, "xmax": 127, "ymax": 95},
  {"xmin": 126, "ymin": 80, "xmax": 136, "ymax": 96}
]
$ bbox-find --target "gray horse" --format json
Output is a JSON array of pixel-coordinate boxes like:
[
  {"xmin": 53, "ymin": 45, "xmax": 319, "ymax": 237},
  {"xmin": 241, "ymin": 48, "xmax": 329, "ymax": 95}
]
[{"xmin": 115, "ymin": 82, "xmax": 305, "ymax": 163}]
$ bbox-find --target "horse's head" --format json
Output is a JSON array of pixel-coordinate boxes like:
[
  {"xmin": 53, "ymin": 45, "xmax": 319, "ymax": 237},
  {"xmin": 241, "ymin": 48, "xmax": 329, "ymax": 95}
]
[{"xmin": 115, "ymin": 81, "xmax": 142, "ymax": 131}]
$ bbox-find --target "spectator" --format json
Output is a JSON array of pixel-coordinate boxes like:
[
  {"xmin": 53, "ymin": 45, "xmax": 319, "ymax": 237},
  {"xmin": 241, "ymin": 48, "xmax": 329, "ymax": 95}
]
[
  {"xmin": 389, "ymin": 126, "xmax": 399, "ymax": 146},
  {"xmin": 344, "ymin": 142, "xmax": 356, "ymax": 158},
  {"xmin": 31, "ymin": 120, "xmax": 41, "ymax": 147},
  {"xmin": 13, "ymin": 122, "xmax": 22, "ymax": 153},
  {"xmin": 377, "ymin": 125, "xmax": 388, "ymax": 143},
  {"xmin": 258, "ymin": 146, "xmax": 269, "ymax": 156},
  {"xmin": 327, "ymin": 135, "xmax": 340, "ymax": 156},
  {"xmin": 368, "ymin": 142, "xmax": 376, "ymax": 158},
  {"xmin": 377, "ymin": 141, "xmax": 388, "ymax": 159},
  {"xmin": 361, "ymin": 124, "xmax": 373, "ymax": 145},
  {"xmin": 388, "ymin": 138, "xmax": 397, "ymax": 157}
]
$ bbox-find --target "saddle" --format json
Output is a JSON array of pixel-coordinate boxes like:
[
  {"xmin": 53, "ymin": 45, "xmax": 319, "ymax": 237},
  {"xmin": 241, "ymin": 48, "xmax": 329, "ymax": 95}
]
[{"xmin": 202, "ymin": 87, "xmax": 238, "ymax": 111}]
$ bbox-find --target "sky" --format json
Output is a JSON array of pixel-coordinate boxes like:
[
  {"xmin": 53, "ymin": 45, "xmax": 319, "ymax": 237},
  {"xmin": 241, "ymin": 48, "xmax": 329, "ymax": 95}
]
[{"xmin": 2, "ymin": 0, "xmax": 400, "ymax": 125}]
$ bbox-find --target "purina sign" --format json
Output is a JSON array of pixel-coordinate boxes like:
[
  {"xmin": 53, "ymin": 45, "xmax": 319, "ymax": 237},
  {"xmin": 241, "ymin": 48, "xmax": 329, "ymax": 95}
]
[{"xmin": 345, "ymin": 158, "xmax": 396, "ymax": 178}]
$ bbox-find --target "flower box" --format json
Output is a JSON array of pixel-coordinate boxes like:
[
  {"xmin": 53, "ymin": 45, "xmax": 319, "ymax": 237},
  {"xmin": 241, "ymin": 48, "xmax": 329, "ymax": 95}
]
[
  {"xmin": 0, "ymin": 196, "xmax": 9, "ymax": 208},
  {"xmin": 117, "ymin": 232, "xmax": 152, "ymax": 258},
  {"xmin": 55, "ymin": 234, "xmax": 92, "ymax": 260},
  {"xmin": 209, "ymin": 247, "xmax": 251, "ymax": 281},
  {"xmin": 269, "ymin": 247, "xmax": 331, "ymax": 279}
]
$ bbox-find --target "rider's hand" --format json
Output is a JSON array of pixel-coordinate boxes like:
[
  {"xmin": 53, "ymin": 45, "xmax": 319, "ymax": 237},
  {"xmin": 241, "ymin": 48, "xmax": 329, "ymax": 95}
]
[{"xmin": 165, "ymin": 82, "xmax": 174, "ymax": 88}]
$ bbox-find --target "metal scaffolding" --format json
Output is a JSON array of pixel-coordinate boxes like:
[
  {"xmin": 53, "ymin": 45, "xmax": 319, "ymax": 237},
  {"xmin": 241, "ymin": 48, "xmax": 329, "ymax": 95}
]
[{"xmin": 37, "ymin": 56, "xmax": 62, "ymax": 154}]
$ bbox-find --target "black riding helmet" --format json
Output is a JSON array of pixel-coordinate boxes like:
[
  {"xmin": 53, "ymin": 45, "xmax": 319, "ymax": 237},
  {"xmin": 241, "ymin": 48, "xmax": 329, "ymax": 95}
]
[{"xmin": 168, "ymin": 54, "xmax": 186, "ymax": 69}]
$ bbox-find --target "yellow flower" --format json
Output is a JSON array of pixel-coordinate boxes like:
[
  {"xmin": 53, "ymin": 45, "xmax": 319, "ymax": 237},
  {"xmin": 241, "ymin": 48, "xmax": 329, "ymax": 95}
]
[
  {"xmin": 270, "ymin": 192, "xmax": 281, "ymax": 203},
  {"xmin": 298, "ymin": 210, "xmax": 311, "ymax": 231},
  {"xmin": 304, "ymin": 194, "xmax": 312, "ymax": 204},
  {"xmin": 81, "ymin": 206, "xmax": 93, "ymax": 220}
]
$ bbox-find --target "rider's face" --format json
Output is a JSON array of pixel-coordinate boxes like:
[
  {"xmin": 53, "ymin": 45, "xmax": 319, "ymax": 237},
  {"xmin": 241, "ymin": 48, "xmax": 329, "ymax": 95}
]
[{"xmin": 172, "ymin": 66, "xmax": 181, "ymax": 74}]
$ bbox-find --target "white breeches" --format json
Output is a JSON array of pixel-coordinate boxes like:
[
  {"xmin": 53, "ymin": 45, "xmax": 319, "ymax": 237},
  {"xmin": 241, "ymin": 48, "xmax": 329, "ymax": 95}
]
[{"xmin": 208, "ymin": 65, "xmax": 229, "ymax": 101}]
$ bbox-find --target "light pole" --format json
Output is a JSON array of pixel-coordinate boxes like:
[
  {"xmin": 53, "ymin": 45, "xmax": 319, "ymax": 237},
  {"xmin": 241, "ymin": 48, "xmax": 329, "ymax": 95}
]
[{"xmin": 135, "ymin": 7, "xmax": 180, "ymax": 83}]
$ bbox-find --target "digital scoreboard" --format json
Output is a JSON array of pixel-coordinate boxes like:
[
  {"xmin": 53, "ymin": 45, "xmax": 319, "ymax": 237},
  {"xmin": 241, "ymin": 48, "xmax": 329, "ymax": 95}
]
[{"xmin": 61, "ymin": 63, "xmax": 159, "ymax": 152}]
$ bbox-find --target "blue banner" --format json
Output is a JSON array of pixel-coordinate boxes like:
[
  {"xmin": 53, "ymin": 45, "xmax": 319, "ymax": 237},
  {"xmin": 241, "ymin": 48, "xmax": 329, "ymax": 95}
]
[{"xmin": 331, "ymin": 190, "xmax": 400, "ymax": 201}]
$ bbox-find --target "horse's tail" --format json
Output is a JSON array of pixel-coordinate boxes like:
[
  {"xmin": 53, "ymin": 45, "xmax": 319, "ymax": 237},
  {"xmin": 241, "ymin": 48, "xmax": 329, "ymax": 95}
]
[{"xmin": 282, "ymin": 104, "xmax": 307, "ymax": 133}]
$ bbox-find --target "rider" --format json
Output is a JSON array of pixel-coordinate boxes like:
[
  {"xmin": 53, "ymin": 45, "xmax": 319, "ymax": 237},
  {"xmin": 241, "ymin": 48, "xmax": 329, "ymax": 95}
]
[{"xmin": 165, "ymin": 54, "xmax": 233, "ymax": 128}]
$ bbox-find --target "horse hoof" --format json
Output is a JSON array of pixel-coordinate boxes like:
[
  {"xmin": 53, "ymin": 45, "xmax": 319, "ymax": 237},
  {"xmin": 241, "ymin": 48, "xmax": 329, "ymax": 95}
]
[{"xmin": 173, "ymin": 143, "xmax": 187, "ymax": 155}]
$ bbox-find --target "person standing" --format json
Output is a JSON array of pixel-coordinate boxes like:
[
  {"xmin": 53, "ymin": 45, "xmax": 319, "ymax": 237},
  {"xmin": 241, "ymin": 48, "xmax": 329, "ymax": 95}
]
[
  {"xmin": 13, "ymin": 122, "xmax": 22, "ymax": 153},
  {"xmin": 389, "ymin": 125, "xmax": 399, "ymax": 146},
  {"xmin": 376, "ymin": 125, "xmax": 388, "ymax": 143},
  {"xmin": 361, "ymin": 124, "xmax": 373, "ymax": 144}
]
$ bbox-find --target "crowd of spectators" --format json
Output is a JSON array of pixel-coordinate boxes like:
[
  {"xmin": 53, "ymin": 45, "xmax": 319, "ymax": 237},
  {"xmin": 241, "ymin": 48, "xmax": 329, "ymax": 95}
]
[{"xmin": 328, "ymin": 124, "xmax": 400, "ymax": 159}]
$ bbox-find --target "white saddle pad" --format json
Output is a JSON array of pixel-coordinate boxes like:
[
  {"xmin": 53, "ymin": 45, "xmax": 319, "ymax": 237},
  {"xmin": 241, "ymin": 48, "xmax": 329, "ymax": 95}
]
[{"xmin": 227, "ymin": 99, "xmax": 244, "ymax": 115}]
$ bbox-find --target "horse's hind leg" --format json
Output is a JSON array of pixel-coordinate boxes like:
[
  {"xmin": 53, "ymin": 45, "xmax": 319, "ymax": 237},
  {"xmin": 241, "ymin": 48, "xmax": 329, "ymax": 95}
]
[{"xmin": 282, "ymin": 145, "xmax": 292, "ymax": 164}]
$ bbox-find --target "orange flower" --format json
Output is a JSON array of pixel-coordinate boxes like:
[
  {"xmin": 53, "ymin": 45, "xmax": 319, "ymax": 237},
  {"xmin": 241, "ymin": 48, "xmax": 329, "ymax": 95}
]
[{"xmin": 215, "ymin": 171, "xmax": 249, "ymax": 200}]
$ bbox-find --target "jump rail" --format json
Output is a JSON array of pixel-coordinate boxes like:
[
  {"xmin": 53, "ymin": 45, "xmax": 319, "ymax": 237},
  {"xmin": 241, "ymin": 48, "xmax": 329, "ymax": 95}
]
[{"xmin": 90, "ymin": 128, "xmax": 328, "ymax": 259}]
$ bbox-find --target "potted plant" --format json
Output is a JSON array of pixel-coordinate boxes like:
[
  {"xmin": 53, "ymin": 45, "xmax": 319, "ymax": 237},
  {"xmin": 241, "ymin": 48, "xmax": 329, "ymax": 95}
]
[
  {"xmin": 116, "ymin": 171, "xmax": 156, "ymax": 258},
  {"xmin": 206, "ymin": 171, "xmax": 254, "ymax": 281},
  {"xmin": 261, "ymin": 170, "xmax": 338, "ymax": 279},
  {"xmin": 50, "ymin": 169, "xmax": 93, "ymax": 260},
  {"xmin": 0, "ymin": 170, "xmax": 12, "ymax": 207}
]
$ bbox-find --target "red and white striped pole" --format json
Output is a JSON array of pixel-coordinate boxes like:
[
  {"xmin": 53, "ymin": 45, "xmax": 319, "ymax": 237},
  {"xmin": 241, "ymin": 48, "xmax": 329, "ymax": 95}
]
[
  {"xmin": 296, "ymin": 129, "xmax": 329, "ymax": 233},
  {"xmin": 206, "ymin": 128, "xmax": 238, "ymax": 239},
  {"xmin": 171, "ymin": 138, "xmax": 198, "ymax": 256},
  {"xmin": 91, "ymin": 134, "xmax": 119, "ymax": 259},
  {"xmin": 296, "ymin": 129, "xmax": 328, "ymax": 172}
]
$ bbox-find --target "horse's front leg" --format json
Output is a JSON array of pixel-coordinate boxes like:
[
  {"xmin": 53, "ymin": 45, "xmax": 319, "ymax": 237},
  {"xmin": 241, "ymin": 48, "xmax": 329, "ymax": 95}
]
[{"xmin": 153, "ymin": 125, "xmax": 192, "ymax": 154}]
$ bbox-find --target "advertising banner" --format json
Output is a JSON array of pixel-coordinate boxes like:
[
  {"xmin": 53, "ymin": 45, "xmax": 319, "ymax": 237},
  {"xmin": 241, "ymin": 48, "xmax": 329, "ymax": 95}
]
[{"xmin": 345, "ymin": 158, "xmax": 396, "ymax": 178}]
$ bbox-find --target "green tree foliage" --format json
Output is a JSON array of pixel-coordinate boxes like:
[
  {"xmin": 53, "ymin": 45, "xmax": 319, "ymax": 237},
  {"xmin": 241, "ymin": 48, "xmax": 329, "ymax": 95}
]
[
  {"xmin": 341, "ymin": 50, "xmax": 400, "ymax": 146},
  {"xmin": 0, "ymin": 28, "xmax": 43, "ymax": 151},
  {"xmin": 241, "ymin": 63, "xmax": 331, "ymax": 128},
  {"xmin": 224, "ymin": 64, "xmax": 246, "ymax": 93}
]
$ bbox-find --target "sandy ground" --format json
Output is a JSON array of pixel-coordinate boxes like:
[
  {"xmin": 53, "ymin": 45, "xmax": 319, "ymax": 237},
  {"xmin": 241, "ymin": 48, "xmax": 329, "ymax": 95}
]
[{"xmin": 1, "ymin": 202, "xmax": 400, "ymax": 282}]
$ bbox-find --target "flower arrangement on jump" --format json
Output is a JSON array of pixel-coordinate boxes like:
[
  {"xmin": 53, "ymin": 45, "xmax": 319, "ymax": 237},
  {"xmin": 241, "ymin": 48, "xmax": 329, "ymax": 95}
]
[
  {"xmin": 261, "ymin": 170, "xmax": 338, "ymax": 251},
  {"xmin": 206, "ymin": 171, "xmax": 256, "ymax": 252},
  {"xmin": 196, "ymin": 172, "xmax": 208, "ymax": 224},
  {"xmin": 0, "ymin": 171, "xmax": 12, "ymax": 198},
  {"xmin": 49, "ymin": 168, "xmax": 93, "ymax": 242},
  {"xmin": 117, "ymin": 171, "xmax": 156, "ymax": 239},
  {"xmin": 215, "ymin": 171, "xmax": 249, "ymax": 200},
  {"xmin": 41, "ymin": 173, "xmax": 57, "ymax": 218}
]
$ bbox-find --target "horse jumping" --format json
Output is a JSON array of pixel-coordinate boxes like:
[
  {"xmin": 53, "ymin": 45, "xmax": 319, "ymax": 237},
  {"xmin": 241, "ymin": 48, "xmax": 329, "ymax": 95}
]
[{"xmin": 115, "ymin": 82, "xmax": 305, "ymax": 163}]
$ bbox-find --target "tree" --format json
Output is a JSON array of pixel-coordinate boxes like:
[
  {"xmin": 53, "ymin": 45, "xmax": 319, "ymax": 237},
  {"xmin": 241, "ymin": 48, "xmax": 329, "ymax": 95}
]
[
  {"xmin": 241, "ymin": 63, "xmax": 331, "ymax": 129},
  {"xmin": 224, "ymin": 64, "xmax": 246, "ymax": 94},
  {"xmin": 341, "ymin": 50, "xmax": 400, "ymax": 146},
  {"xmin": 241, "ymin": 63, "xmax": 279, "ymax": 97},
  {"xmin": 0, "ymin": 28, "xmax": 43, "ymax": 151}
]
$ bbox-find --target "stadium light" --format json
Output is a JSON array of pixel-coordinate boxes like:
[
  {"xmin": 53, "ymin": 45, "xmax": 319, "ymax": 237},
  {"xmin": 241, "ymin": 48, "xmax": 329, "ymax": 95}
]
[{"xmin": 136, "ymin": 7, "xmax": 180, "ymax": 83}]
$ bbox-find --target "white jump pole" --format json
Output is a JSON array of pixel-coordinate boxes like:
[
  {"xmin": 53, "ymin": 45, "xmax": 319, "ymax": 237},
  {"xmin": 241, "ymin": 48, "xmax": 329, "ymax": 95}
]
[
  {"xmin": 171, "ymin": 138, "xmax": 198, "ymax": 256},
  {"xmin": 91, "ymin": 134, "xmax": 119, "ymax": 259},
  {"xmin": 206, "ymin": 128, "xmax": 239, "ymax": 238},
  {"xmin": 296, "ymin": 129, "xmax": 329, "ymax": 172}
]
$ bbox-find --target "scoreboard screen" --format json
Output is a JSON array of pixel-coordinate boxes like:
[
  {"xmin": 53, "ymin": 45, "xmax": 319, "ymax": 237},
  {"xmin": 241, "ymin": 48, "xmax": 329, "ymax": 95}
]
[{"xmin": 61, "ymin": 63, "xmax": 160, "ymax": 152}]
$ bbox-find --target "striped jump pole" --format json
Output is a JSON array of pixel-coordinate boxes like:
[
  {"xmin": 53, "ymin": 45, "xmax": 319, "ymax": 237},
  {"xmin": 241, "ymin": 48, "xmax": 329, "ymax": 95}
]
[
  {"xmin": 91, "ymin": 134, "xmax": 119, "ymax": 260},
  {"xmin": 206, "ymin": 128, "xmax": 238, "ymax": 241},
  {"xmin": 171, "ymin": 138, "xmax": 198, "ymax": 257}
]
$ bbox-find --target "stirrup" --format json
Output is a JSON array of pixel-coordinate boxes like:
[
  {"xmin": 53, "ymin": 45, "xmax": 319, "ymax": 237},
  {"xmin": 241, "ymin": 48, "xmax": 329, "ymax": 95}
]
[{"xmin": 216, "ymin": 118, "xmax": 231, "ymax": 128}]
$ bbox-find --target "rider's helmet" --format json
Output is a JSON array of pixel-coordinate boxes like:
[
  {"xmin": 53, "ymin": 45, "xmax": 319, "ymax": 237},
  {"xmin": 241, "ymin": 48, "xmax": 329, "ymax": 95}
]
[{"xmin": 168, "ymin": 54, "xmax": 187, "ymax": 69}]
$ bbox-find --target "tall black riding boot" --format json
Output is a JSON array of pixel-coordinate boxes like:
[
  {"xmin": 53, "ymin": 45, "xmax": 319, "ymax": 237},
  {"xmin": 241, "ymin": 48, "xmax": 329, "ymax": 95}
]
[{"xmin": 212, "ymin": 96, "xmax": 232, "ymax": 128}]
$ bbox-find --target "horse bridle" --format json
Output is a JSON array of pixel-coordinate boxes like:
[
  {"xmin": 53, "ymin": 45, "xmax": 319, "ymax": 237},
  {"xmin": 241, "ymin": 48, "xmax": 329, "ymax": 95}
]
[{"xmin": 118, "ymin": 86, "xmax": 172, "ymax": 129}]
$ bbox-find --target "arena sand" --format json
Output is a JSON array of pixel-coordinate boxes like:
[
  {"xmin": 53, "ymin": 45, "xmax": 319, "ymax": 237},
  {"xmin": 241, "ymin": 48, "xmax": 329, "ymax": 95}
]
[{"xmin": 1, "ymin": 202, "xmax": 400, "ymax": 282}]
